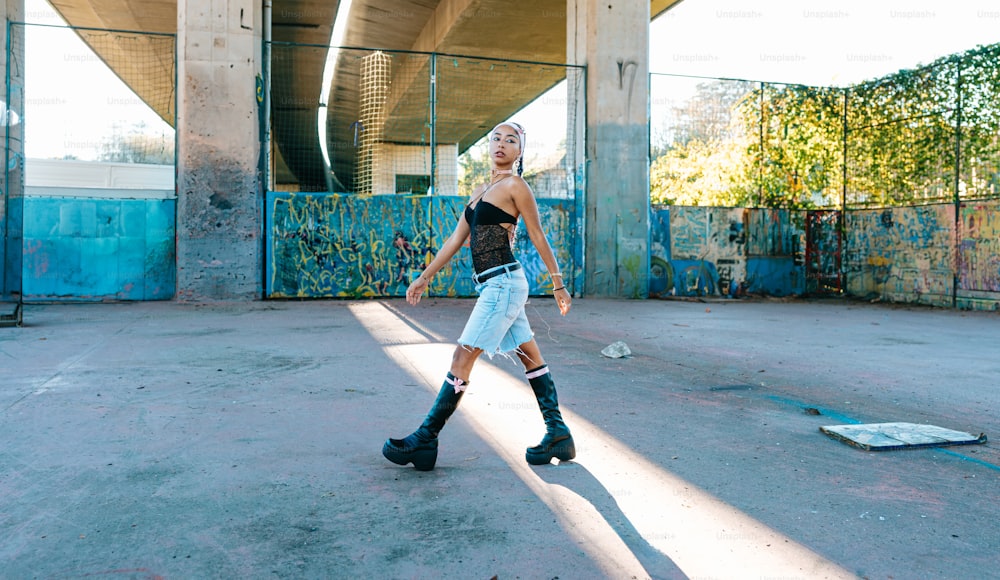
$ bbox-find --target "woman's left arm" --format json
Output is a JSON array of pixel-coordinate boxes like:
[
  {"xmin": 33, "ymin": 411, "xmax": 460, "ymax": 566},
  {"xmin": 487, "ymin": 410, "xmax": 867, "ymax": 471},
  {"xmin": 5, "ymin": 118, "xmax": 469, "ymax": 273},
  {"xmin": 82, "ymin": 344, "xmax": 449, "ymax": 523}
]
[{"xmin": 511, "ymin": 180, "xmax": 572, "ymax": 316}]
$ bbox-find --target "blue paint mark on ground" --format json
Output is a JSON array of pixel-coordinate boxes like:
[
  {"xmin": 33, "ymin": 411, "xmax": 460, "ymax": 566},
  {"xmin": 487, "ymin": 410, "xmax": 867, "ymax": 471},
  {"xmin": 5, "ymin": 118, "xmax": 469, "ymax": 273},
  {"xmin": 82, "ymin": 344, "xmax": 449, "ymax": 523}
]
[
  {"xmin": 764, "ymin": 394, "xmax": 861, "ymax": 425},
  {"xmin": 765, "ymin": 394, "xmax": 999, "ymax": 471}
]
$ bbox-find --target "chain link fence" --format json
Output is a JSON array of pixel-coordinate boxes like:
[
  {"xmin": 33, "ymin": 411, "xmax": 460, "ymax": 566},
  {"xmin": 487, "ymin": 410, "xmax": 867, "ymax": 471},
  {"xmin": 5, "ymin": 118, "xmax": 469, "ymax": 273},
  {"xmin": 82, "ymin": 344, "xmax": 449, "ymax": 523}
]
[
  {"xmin": 650, "ymin": 42, "xmax": 1000, "ymax": 210},
  {"xmin": 19, "ymin": 23, "xmax": 175, "ymax": 163},
  {"xmin": 7, "ymin": 21, "xmax": 176, "ymax": 303},
  {"xmin": 265, "ymin": 44, "xmax": 584, "ymax": 298},
  {"xmin": 268, "ymin": 43, "xmax": 583, "ymax": 199}
]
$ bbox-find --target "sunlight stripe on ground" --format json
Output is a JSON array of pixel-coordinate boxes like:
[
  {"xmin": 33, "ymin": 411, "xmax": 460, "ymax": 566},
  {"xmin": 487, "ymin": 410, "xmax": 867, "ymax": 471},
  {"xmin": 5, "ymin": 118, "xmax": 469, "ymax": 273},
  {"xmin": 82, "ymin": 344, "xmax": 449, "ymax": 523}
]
[{"xmin": 352, "ymin": 301, "xmax": 854, "ymax": 579}]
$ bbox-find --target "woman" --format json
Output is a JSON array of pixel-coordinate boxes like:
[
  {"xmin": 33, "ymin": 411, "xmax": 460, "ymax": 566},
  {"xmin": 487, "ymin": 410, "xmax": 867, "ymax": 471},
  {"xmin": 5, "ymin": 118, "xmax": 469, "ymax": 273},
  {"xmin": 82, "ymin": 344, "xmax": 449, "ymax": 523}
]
[{"xmin": 382, "ymin": 121, "xmax": 575, "ymax": 471}]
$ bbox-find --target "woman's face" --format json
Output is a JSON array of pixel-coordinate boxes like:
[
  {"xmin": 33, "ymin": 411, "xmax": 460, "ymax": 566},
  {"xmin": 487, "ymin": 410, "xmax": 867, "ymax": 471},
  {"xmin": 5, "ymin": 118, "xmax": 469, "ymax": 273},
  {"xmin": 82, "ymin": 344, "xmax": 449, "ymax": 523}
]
[{"xmin": 489, "ymin": 124, "xmax": 521, "ymax": 168}]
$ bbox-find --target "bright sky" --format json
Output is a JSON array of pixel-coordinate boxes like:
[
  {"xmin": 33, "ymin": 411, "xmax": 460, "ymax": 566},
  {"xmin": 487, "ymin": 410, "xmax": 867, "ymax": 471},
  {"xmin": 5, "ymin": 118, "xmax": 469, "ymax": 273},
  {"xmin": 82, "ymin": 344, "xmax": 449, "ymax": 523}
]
[
  {"xmin": 17, "ymin": 0, "xmax": 999, "ymax": 160},
  {"xmin": 650, "ymin": 0, "xmax": 999, "ymax": 86},
  {"xmin": 22, "ymin": 0, "xmax": 171, "ymax": 160}
]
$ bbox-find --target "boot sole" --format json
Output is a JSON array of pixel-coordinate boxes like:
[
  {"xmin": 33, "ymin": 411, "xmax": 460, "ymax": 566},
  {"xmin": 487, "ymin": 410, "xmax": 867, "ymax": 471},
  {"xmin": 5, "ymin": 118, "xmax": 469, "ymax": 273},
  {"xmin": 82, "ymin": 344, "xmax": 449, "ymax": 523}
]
[
  {"xmin": 525, "ymin": 435, "xmax": 576, "ymax": 465},
  {"xmin": 382, "ymin": 439, "xmax": 438, "ymax": 471}
]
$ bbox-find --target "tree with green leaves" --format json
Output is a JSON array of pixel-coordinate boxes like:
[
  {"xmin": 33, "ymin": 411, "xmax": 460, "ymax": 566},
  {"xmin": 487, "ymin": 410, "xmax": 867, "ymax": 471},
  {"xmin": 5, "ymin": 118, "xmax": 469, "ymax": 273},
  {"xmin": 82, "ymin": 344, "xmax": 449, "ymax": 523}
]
[
  {"xmin": 740, "ymin": 83, "xmax": 844, "ymax": 208},
  {"xmin": 650, "ymin": 79, "xmax": 757, "ymax": 206},
  {"xmin": 650, "ymin": 42, "xmax": 1000, "ymax": 209}
]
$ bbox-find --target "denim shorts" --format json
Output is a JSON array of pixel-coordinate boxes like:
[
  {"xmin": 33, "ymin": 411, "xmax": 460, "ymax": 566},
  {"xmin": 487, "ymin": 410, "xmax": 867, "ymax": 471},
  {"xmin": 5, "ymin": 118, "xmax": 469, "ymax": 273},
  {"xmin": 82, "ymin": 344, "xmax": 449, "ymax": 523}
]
[{"xmin": 457, "ymin": 262, "xmax": 534, "ymax": 357}]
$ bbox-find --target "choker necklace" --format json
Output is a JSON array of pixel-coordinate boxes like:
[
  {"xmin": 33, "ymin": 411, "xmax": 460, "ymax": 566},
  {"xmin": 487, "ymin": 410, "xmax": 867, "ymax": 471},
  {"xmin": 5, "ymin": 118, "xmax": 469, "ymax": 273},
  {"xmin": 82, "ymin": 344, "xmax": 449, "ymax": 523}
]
[{"xmin": 491, "ymin": 169, "xmax": 514, "ymax": 179}]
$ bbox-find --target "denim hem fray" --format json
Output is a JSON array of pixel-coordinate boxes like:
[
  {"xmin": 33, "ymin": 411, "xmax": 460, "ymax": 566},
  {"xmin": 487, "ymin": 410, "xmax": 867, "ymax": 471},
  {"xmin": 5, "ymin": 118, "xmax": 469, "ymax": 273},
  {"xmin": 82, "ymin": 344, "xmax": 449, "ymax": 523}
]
[{"xmin": 460, "ymin": 342, "xmax": 529, "ymax": 364}]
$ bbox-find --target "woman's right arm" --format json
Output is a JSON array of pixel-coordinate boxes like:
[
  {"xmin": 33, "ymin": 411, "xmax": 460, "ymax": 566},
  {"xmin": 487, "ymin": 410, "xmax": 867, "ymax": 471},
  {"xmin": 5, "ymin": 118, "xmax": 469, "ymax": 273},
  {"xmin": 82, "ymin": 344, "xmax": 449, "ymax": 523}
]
[{"xmin": 405, "ymin": 217, "xmax": 471, "ymax": 305}]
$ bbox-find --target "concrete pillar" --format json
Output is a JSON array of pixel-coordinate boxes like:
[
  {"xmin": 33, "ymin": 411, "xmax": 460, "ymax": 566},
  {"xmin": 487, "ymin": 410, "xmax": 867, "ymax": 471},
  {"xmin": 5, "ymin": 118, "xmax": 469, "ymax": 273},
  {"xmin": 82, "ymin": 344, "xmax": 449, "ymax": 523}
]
[
  {"xmin": 569, "ymin": 0, "xmax": 650, "ymax": 298},
  {"xmin": 176, "ymin": 0, "xmax": 263, "ymax": 300}
]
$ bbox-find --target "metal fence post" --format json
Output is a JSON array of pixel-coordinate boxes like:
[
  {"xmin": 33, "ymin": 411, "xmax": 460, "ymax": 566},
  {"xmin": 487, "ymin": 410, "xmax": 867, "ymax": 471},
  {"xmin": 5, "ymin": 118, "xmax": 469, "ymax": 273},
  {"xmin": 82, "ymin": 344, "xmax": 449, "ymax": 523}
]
[
  {"xmin": 841, "ymin": 87, "xmax": 849, "ymax": 295},
  {"xmin": 952, "ymin": 67, "xmax": 963, "ymax": 309},
  {"xmin": 757, "ymin": 82, "xmax": 764, "ymax": 207},
  {"xmin": 429, "ymin": 54, "xmax": 436, "ymax": 196}
]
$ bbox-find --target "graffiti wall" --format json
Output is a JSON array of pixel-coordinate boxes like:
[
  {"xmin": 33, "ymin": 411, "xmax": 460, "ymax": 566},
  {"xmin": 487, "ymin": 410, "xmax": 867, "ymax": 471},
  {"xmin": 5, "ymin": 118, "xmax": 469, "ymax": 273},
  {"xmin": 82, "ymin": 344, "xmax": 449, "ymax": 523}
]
[
  {"xmin": 16, "ymin": 192, "xmax": 997, "ymax": 309},
  {"xmin": 267, "ymin": 192, "xmax": 577, "ymax": 299},
  {"xmin": 668, "ymin": 206, "xmax": 746, "ymax": 297},
  {"xmin": 844, "ymin": 204, "xmax": 956, "ymax": 307},
  {"xmin": 651, "ymin": 206, "xmax": 806, "ymax": 298},
  {"xmin": 513, "ymin": 197, "xmax": 578, "ymax": 293},
  {"xmin": 746, "ymin": 209, "xmax": 807, "ymax": 296},
  {"xmin": 649, "ymin": 207, "xmax": 672, "ymax": 297},
  {"xmin": 651, "ymin": 202, "xmax": 996, "ymax": 308},
  {"xmin": 957, "ymin": 200, "xmax": 1000, "ymax": 309}
]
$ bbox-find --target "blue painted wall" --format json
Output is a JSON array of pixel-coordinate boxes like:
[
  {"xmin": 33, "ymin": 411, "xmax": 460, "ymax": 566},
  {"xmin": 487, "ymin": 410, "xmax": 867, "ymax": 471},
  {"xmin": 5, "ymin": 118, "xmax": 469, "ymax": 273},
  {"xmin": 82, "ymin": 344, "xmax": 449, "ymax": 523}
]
[
  {"xmin": 22, "ymin": 196, "xmax": 175, "ymax": 300},
  {"xmin": 746, "ymin": 208, "xmax": 806, "ymax": 297}
]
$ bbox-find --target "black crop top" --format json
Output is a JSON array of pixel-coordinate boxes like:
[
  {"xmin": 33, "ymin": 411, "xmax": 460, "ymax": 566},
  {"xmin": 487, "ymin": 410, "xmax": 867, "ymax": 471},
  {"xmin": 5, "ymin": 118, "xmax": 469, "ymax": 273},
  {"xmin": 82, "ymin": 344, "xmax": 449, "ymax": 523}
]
[{"xmin": 464, "ymin": 201, "xmax": 517, "ymax": 274}]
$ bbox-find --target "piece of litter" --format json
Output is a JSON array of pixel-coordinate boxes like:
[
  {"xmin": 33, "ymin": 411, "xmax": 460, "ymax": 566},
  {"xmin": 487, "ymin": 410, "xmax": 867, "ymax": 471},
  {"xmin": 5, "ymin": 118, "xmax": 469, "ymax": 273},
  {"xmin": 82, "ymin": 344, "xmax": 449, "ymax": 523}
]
[{"xmin": 601, "ymin": 341, "xmax": 631, "ymax": 358}]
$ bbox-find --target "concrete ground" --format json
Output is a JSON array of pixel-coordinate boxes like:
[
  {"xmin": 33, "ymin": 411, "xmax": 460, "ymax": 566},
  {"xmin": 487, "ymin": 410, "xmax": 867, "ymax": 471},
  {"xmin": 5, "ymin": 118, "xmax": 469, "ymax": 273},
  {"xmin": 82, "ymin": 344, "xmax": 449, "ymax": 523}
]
[{"xmin": 1, "ymin": 297, "xmax": 997, "ymax": 579}]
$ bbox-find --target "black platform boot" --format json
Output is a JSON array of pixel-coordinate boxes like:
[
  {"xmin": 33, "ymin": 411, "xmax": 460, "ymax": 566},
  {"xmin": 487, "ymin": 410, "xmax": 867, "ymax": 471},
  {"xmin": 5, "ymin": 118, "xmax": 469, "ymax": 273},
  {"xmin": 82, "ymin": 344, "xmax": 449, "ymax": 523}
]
[
  {"xmin": 525, "ymin": 365, "xmax": 576, "ymax": 465},
  {"xmin": 382, "ymin": 372, "xmax": 467, "ymax": 471}
]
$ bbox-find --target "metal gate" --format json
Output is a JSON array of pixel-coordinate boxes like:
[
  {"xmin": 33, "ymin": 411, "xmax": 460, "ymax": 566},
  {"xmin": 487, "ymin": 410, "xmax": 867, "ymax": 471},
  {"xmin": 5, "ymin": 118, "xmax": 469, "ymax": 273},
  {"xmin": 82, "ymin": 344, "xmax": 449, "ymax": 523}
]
[{"xmin": 805, "ymin": 210, "xmax": 842, "ymax": 295}]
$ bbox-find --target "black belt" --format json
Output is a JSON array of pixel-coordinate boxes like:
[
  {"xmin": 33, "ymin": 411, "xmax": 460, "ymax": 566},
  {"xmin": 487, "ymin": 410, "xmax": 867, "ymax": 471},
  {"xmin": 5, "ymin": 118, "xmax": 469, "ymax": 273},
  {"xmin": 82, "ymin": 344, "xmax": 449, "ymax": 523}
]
[{"xmin": 473, "ymin": 263, "xmax": 521, "ymax": 284}]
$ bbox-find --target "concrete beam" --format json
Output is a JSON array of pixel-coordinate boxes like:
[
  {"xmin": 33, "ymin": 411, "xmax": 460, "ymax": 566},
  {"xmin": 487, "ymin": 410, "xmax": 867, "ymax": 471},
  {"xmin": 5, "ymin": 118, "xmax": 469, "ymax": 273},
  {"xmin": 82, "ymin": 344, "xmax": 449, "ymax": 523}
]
[{"xmin": 410, "ymin": 0, "xmax": 472, "ymax": 54}]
